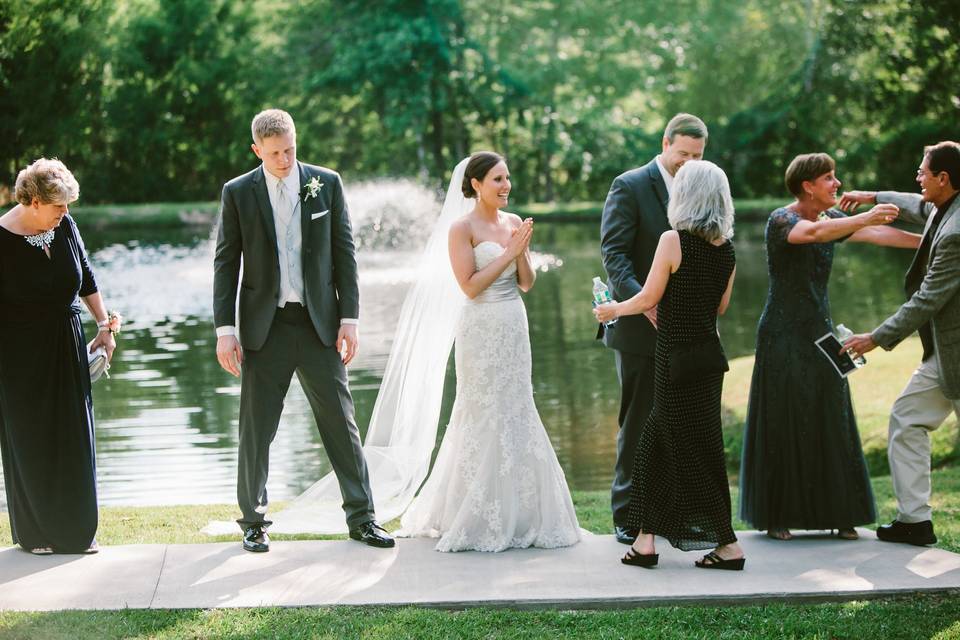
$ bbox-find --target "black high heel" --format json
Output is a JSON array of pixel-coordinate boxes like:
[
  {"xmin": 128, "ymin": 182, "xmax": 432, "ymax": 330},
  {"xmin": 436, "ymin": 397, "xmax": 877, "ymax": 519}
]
[
  {"xmin": 621, "ymin": 547, "xmax": 659, "ymax": 567},
  {"xmin": 695, "ymin": 551, "xmax": 745, "ymax": 571}
]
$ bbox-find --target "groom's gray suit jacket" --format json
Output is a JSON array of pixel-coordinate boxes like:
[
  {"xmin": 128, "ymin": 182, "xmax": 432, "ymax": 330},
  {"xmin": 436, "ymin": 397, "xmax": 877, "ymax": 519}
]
[
  {"xmin": 213, "ymin": 162, "xmax": 359, "ymax": 351},
  {"xmin": 873, "ymin": 191, "xmax": 960, "ymax": 399},
  {"xmin": 599, "ymin": 158, "xmax": 671, "ymax": 356}
]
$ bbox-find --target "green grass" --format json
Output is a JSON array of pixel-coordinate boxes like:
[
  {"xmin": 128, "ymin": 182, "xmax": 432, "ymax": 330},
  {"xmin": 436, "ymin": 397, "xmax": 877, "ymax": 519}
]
[
  {"xmin": 516, "ymin": 198, "xmax": 786, "ymax": 219},
  {"xmin": 721, "ymin": 337, "xmax": 959, "ymax": 479},
  {"xmin": 0, "ymin": 595, "xmax": 958, "ymax": 640},
  {"xmin": 3, "ymin": 466, "xmax": 956, "ymax": 551}
]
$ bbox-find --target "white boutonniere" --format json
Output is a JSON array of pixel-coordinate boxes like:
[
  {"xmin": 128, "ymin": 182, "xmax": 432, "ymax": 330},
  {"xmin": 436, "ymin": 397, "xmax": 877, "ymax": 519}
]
[
  {"xmin": 302, "ymin": 176, "xmax": 324, "ymax": 201},
  {"xmin": 817, "ymin": 211, "xmax": 830, "ymax": 222}
]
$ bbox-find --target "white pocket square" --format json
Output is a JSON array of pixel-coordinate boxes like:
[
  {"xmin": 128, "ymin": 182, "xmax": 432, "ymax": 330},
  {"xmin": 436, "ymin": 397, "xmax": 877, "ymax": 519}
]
[{"xmin": 311, "ymin": 209, "xmax": 330, "ymax": 220}]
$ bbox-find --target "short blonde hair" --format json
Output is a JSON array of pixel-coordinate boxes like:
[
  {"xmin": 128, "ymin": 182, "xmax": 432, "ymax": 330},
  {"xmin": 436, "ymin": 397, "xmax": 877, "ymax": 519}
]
[
  {"xmin": 15, "ymin": 158, "xmax": 80, "ymax": 206},
  {"xmin": 667, "ymin": 160, "xmax": 734, "ymax": 242},
  {"xmin": 251, "ymin": 109, "xmax": 296, "ymax": 144}
]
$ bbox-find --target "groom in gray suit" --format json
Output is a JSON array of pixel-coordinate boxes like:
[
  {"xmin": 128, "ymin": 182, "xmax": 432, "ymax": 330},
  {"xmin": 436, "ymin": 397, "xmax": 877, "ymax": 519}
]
[
  {"xmin": 841, "ymin": 141, "xmax": 960, "ymax": 546},
  {"xmin": 599, "ymin": 113, "xmax": 708, "ymax": 544},
  {"xmin": 213, "ymin": 109, "xmax": 393, "ymax": 552}
]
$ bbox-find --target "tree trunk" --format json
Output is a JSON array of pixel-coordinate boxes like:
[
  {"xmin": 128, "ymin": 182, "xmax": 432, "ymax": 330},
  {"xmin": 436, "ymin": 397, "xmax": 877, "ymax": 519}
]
[{"xmin": 429, "ymin": 77, "xmax": 446, "ymax": 179}]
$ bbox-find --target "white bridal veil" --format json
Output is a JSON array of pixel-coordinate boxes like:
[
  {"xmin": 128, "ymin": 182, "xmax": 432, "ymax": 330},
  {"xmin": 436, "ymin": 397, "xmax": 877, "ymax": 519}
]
[{"xmin": 203, "ymin": 158, "xmax": 472, "ymax": 535}]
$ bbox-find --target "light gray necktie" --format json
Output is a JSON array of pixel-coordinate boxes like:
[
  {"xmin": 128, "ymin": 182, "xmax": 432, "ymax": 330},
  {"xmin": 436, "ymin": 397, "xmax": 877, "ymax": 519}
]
[
  {"xmin": 276, "ymin": 179, "xmax": 304, "ymax": 298},
  {"xmin": 276, "ymin": 180, "xmax": 291, "ymax": 225}
]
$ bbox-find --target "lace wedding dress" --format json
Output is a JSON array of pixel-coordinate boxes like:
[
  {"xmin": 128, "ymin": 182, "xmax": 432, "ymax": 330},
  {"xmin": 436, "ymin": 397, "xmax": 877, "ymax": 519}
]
[{"xmin": 398, "ymin": 241, "xmax": 581, "ymax": 552}]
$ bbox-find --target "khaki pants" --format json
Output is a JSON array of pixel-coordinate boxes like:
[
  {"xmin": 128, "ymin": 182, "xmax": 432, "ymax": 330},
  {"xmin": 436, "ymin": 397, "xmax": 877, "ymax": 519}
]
[{"xmin": 888, "ymin": 356, "xmax": 960, "ymax": 523}]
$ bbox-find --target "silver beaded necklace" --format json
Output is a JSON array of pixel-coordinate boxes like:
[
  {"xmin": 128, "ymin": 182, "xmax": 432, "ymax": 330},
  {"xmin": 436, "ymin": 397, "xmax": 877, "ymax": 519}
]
[{"xmin": 24, "ymin": 228, "xmax": 55, "ymax": 249}]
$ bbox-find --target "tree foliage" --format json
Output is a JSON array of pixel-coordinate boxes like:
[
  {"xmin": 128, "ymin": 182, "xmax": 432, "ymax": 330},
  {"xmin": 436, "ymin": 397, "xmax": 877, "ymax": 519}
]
[{"xmin": 1, "ymin": 0, "xmax": 957, "ymax": 204}]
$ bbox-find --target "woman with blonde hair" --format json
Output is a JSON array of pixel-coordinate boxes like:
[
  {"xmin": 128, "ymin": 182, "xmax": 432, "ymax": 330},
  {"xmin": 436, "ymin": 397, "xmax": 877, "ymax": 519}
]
[
  {"xmin": 595, "ymin": 160, "xmax": 742, "ymax": 570},
  {"xmin": 0, "ymin": 158, "xmax": 117, "ymax": 554}
]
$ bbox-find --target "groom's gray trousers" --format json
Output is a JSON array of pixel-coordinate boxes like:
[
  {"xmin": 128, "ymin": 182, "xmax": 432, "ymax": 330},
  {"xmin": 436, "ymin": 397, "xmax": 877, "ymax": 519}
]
[{"xmin": 237, "ymin": 302, "xmax": 375, "ymax": 529}]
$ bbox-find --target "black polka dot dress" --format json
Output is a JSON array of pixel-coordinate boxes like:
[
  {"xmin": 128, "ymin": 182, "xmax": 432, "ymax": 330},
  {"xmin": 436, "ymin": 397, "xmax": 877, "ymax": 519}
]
[{"xmin": 626, "ymin": 230, "xmax": 737, "ymax": 551}]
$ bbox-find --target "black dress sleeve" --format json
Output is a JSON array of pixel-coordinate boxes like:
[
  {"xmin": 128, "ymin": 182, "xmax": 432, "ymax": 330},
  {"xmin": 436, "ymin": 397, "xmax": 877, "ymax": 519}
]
[
  {"xmin": 766, "ymin": 207, "xmax": 801, "ymax": 247},
  {"xmin": 67, "ymin": 216, "xmax": 98, "ymax": 297}
]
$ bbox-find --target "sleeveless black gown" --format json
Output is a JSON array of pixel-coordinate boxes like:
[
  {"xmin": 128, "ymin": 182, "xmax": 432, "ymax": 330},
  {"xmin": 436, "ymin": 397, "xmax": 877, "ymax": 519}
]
[{"xmin": 626, "ymin": 230, "xmax": 737, "ymax": 551}]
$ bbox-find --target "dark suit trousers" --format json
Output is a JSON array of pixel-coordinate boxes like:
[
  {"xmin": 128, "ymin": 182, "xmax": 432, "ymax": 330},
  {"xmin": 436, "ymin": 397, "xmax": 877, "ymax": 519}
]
[
  {"xmin": 612, "ymin": 349, "xmax": 655, "ymax": 527},
  {"xmin": 237, "ymin": 303, "xmax": 375, "ymax": 529}
]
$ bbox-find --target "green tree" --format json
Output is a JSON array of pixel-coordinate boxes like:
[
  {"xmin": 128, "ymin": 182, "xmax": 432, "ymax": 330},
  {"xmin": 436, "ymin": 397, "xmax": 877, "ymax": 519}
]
[
  {"xmin": 288, "ymin": 0, "xmax": 504, "ymax": 184},
  {"xmin": 90, "ymin": 0, "xmax": 267, "ymax": 202},
  {"xmin": 0, "ymin": 0, "xmax": 110, "ymax": 197}
]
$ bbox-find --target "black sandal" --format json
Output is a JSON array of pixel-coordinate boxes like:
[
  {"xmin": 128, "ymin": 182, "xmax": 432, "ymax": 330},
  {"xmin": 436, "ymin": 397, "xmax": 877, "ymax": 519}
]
[
  {"xmin": 834, "ymin": 528, "xmax": 858, "ymax": 540},
  {"xmin": 695, "ymin": 551, "xmax": 745, "ymax": 571},
  {"xmin": 621, "ymin": 547, "xmax": 658, "ymax": 567}
]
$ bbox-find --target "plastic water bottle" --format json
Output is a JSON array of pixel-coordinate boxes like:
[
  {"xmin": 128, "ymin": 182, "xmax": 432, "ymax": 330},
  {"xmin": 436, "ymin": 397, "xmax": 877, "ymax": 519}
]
[
  {"xmin": 835, "ymin": 323, "xmax": 866, "ymax": 367},
  {"xmin": 592, "ymin": 276, "xmax": 617, "ymax": 326}
]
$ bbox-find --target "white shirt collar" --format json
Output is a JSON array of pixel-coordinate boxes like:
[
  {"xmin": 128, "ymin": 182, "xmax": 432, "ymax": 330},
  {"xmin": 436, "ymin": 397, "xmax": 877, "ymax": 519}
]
[
  {"xmin": 655, "ymin": 155, "xmax": 674, "ymax": 195},
  {"xmin": 262, "ymin": 164, "xmax": 300, "ymax": 195}
]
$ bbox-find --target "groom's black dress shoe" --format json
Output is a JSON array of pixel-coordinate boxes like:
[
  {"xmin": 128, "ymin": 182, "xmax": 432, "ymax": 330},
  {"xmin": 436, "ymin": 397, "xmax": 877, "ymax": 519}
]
[
  {"xmin": 876, "ymin": 519, "xmax": 937, "ymax": 546},
  {"xmin": 349, "ymin": 521, "xmax": 396, "ymax": 548},
  {"xmin": 615, "ymin": 526, "xmax": 639, "ymax": 545},
  {"xmin": 242, "ymin": 525, "xmax": 270, "ymax": 552}
]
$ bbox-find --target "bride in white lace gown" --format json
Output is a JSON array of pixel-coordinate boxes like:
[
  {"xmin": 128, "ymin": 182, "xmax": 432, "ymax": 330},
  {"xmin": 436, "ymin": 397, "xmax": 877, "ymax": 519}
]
[{"xmin": 399, "ymin": 152, "xmax": 581, "ymax": 552}]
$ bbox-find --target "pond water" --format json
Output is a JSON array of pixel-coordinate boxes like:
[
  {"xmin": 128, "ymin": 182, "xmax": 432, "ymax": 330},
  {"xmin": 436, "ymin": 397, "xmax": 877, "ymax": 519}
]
[{"xmin": 0, "ymin": 207, "xmax": 914, "ymax": 508}]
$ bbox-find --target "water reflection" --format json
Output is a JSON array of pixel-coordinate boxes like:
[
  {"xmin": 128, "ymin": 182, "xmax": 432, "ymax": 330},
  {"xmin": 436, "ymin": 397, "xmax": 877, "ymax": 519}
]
[{"xmin": 0, "ymin": 218, "xmax": 914, "ymax": 508}]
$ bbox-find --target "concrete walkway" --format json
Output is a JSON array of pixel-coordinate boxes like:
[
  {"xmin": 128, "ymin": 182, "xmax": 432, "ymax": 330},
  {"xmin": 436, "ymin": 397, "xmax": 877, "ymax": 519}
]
[{"xmin": 1, "ymin": 530, "xmax": 959, "ymax": 611}]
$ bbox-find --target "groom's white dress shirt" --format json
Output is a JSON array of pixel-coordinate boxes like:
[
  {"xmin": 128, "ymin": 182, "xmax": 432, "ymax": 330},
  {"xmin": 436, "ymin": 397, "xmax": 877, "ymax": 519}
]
[
  {"xmin": 215, "ymin": 164, "xmax": 357, "ymax": 338},
  {"xmin": 265, "ymin": 168, "xmax": 305, "ymax": 307}
]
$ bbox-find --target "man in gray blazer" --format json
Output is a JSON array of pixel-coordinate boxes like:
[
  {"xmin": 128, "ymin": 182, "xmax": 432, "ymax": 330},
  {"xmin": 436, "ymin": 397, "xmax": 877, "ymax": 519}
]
[
  {"xmin": 213, "ymin": 109, "xmax": 393, "ymax": 552},
  {"xmin": 599, "ymin": 113, "xmax": 708, "ymax": 544},
  {"xmin": 840, "ymin": 141, "xmax": 960, "ymax": 546}
]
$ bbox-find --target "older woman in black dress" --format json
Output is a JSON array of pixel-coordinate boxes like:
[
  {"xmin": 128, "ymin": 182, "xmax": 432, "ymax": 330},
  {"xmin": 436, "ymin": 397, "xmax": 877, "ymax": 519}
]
[
  {"xmin": 595, "ymin": 160, "xmax": 742, "ymax": 570},
  {"xmin": 739, "ymin": 153, "xmax": 920, "ymax": 541},
  {"xmin": 0, "ymin": 158, "xmax": 117, "ymax": 554}
]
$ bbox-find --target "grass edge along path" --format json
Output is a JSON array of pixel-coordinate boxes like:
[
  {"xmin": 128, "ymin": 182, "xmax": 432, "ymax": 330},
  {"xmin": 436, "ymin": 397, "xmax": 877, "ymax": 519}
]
[
  {"xmin": 0, "ymin": 464, "xmax": 957, "ymax": 550},
  {"xmin": 0, "ymin": 594, "xmax": 958, "ymax": 639}
]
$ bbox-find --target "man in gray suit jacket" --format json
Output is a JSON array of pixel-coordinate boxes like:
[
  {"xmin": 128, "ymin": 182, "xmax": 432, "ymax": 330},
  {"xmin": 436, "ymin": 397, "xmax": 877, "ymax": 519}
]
[
  {"xmin": 599, "ymin": 113, "xmax": 708, "ymax": 544},
  {"xmin": 840, "ymin": 141, "xmax": 960, "ymax": 546},
  {"xmin": 213, "ymin": 109, "xmax": 393, "ymax": 552}
]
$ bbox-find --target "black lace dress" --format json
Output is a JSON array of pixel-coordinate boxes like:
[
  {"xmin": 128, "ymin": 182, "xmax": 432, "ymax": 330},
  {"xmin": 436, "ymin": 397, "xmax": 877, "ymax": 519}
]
[
  {"xmin": 626, "ymin": 231, "xmax": 737, "ymax": 551},
  {"xmin": 739, "ymin": 208, "xmax": 876, "ymax": 531},
  {"xmin": 0, "ymin": 215, "xmax": 99, "ymax": 552}
]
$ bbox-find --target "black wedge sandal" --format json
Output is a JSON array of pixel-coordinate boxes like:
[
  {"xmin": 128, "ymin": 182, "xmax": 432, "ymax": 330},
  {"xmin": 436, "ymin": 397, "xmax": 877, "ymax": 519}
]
[
  {"xmin": 694, "ymin": 551, "xmax": 745, "ymax": 571},
  {"xmin": 621, "ymin": 547, "xmax": 659, "ymax": 567},
  {"xmin": 834, "ymin": 528, "xmax": 859, "ymax": 540}
]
